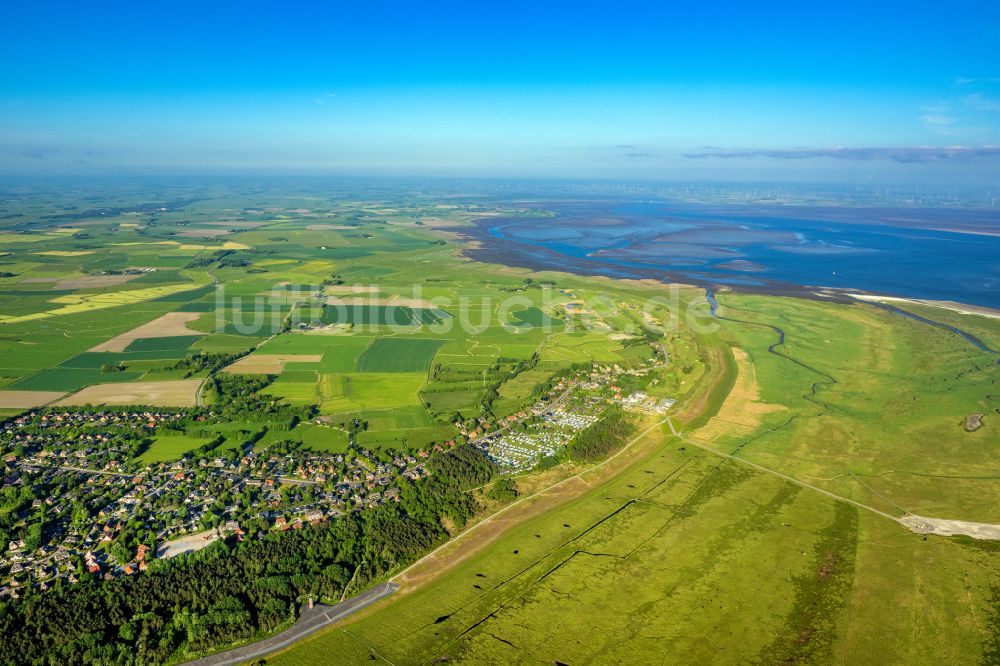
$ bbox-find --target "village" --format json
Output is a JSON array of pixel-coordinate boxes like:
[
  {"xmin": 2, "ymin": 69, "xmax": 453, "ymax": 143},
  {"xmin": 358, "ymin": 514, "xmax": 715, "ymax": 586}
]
[
  {"xmin": 0, "ymin": 408, "xmax": 430, "ymax": 600},
  {"xmin": 0, "ymin": 355, "xmax": 673, "ymax": 602}
]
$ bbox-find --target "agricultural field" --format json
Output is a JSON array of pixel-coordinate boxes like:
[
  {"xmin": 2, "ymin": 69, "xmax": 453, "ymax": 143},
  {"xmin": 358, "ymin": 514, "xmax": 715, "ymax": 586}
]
[
  {"xmin": 54, "ymin": 379, "xmax": 204, "ymax": 407},
  {"xmin": 538, "ymin": 331, "xmax": 630, "ymax": 365},
  {"xmin": 316, "ymin": 372, "xmax": 429, "ymax": 413},
  {"xmin": 88, "ymin": 312, "xmax": 205, "ymax": 352},
  {"xmin": 356, "ymin": 338, "xmax": 443, "ymax": 372},
  {"xmin": 0, "ymin": 390, "xmax": 66, "ymax": 408}
]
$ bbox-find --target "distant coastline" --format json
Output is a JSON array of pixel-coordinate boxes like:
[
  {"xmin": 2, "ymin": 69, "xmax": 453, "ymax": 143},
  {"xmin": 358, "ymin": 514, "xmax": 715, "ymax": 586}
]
[{"xmin": 455, "ymin": 200, "xmax": 1000, "ymax": 311}]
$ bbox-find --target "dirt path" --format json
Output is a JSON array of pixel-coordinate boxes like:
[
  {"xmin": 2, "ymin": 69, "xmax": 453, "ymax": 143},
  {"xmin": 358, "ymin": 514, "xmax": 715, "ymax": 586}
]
[{"xmin": 899, "ymin": 516, "xmax": 1000, "ymax": 540}]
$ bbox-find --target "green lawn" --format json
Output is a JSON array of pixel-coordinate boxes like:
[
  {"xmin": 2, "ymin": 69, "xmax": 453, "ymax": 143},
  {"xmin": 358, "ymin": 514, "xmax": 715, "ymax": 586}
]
[{"xmin": 138, "ymin": 435, "xmax": 214, "ymax": 463}]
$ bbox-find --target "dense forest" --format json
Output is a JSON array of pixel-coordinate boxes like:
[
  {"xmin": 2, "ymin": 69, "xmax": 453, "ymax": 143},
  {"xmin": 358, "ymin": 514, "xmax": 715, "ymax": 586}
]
[
  {"xmin": 0, "ymin": 444, "xmax": 495, "ymax": 666},
  {"xmin": 566, "ymin": 404, "xmax": 635, "ymax": 462}
]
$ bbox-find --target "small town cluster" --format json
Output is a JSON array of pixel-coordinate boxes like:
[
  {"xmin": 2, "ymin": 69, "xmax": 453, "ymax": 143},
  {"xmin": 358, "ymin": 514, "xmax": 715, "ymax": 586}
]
[
  {"xmin": 0, "ymin": 409, "xmax": 429, "ymax": 600},
  {"xmin": 0, "ymin": 357, "xmax": 674, "ymax": 601}
]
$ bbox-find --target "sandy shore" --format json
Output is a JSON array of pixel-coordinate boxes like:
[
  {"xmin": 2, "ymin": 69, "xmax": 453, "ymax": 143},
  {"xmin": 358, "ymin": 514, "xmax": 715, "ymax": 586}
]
[{"xmin": 846, "ymin": 293, "xmax": 1000, "ymax": 320}]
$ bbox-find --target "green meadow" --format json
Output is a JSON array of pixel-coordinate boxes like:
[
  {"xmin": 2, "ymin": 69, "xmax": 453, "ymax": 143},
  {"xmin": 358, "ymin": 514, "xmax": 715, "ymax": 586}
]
[
  {"xmin": 137, "ymin": 434, "xmax": 215, "ymax": 463},
  {"xmin": 706, "ymin": 293, "xmax": 1000, "ymax": 521},
  {"xmin": 268, "ymin": 296, "xmax": 1000, "ymax": 665}
]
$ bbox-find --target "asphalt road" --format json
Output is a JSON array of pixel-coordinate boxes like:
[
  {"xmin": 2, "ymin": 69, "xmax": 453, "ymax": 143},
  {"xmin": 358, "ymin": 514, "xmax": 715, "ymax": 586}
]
[{"xmin": 180, "ymin": 582, "xmax": 399, "ymax": 666}]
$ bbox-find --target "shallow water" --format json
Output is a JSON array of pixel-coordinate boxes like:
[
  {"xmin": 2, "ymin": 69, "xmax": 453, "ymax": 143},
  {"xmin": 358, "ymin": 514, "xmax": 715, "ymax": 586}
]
[{"xmin": 483, "ymin": 200, "xmax": 1000, "ymax": 308}]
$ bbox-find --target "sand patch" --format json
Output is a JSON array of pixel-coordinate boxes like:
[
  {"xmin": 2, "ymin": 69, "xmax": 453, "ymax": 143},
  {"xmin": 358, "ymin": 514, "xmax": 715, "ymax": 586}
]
[
  {"xmin": 157, "ymin": 529, "xmax": 220, "ymax": 558},
  {"xmin": 302, "ymin": 325, "xmax": 354, "ymax": 335},
  {"xmin": 177, "ymin": 241, "xmax": 250, "ymax": 251},
  {"xmin": 694, "ymin": 346, "xmax": 786, "ymax": 442},
  {"xmin": 56, "ymin": 379, "xmax": 203, "ymax": 407},
  {"xmin": 0, "ymin": 390, "xmax": 67, "ymax": 408},
  {"xmin": 89, "ymin": 312, "xmax": 204, "ymax": 352},
  {"xmin": 223, "ymin": 354, "xmax": 323, "ymax": 374},
  {"xmin": 925, "ymin": 227, "xmax": 1000, "ymax": 238},
  {"xmin": 901, "ymin": 515, "xmax": 1000, "ymax": 540},
  {"xmin": 847, "ymin": 293, "xmax": 1000, "ymax": 321},
  {"xmin": 56, "ymin": 274, "xmax": 141, "ymax": 289}
]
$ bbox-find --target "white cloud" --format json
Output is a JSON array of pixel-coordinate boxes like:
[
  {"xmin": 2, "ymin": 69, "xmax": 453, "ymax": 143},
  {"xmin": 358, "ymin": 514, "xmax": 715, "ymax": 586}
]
[
  {"xmin": 965, "ymin": 93, "xmax": 1000, "ymax": 112},
  {"xmin": 920, "ymin": 114, "xmax": 955, "ymax": 126},
  {"xmin": 920, "ymin": 112, "xmax": 960, "ymax": 135}
]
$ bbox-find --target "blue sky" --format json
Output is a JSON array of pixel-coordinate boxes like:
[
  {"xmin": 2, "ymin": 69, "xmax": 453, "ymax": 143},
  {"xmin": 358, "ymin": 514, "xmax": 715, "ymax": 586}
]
[{"xmin": 2, "ymin": 0, "xmax": 999, "ymax": 182}]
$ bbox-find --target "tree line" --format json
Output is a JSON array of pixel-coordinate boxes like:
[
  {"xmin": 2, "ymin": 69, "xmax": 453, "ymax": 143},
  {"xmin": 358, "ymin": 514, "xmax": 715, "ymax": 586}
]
[
  {"xmin": 566, "ymin": 404, "xmax": 635, "ymax": 462},
  {"xmin": 0, "ymin": 444, "xmax": 497, "ymax": 665}
]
